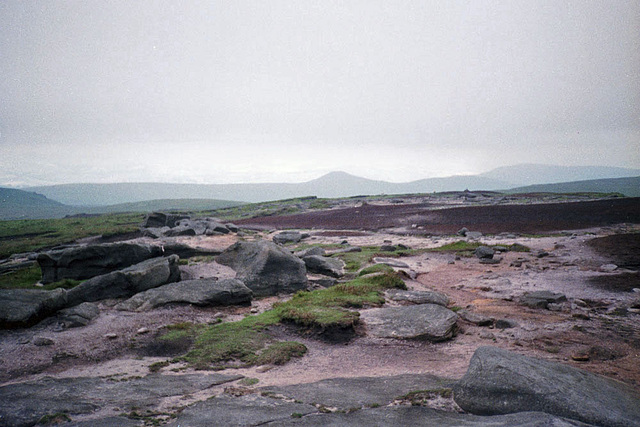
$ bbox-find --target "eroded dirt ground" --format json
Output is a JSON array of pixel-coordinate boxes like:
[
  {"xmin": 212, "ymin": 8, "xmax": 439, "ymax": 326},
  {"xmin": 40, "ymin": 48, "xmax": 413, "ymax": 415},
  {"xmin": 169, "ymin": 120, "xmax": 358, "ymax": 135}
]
[{"xmin": 1, "ymin": 198, "xmax": 640, "ymax": 419}]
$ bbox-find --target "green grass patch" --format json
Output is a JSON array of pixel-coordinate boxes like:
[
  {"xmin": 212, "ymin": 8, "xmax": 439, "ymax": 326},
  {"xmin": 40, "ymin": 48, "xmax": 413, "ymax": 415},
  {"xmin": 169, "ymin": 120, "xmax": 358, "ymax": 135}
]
[
  {"xmin": 358, "ymin": 263, "xmax": 394, "ymax": 276},
  {"xmin": 0, "ymin": 213, "xmax": 144, "ymax": 259},
  {"xmin": 0, "ymin": 264, "xmax": 42, "ymax": 289},
  {"xmin": 429, "ymin": 240, "xmax": 483, "ymax": 252},
  {"xmin": 239, "ymin": 377, "xmax": 260, "ymax": 386},
  {"xmin": 176, "ymin": 273, "xmax": 406, "ymax": 370}
]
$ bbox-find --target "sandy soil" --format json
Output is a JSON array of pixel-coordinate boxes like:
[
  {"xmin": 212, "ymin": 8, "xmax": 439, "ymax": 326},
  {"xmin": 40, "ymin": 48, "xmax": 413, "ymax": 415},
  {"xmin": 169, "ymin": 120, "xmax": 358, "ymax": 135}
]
[{"xmin": 2, "ymin": 199, "xmax": 640, "ymax": 400}]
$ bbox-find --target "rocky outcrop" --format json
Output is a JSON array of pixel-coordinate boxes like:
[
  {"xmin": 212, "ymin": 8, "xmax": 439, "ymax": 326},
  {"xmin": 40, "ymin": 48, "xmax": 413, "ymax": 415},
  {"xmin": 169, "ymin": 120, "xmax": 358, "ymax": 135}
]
[
  {"xmin": 0, "ymin": 373, "xmax": 241, "ymax": 427},
  {"xmin": 37, "ymin": 242, "xmax": 162, "ymax": 284},
  {"xmin": 361, "ymin": 304, "xmax": 458, "ymax": 341},
  {"xmin": 453, "ymin": 346, "xmax": 640, "ymax": 427},
  {"xmin": 385, "ymin": 289, "xmax": 450, "ymax": 307},
  {"xmin": 474, "ymin": 246, "xmax": 494, "ymax": 259},
  {"xmin": 216, "ymin": 240, "xmax": 307, "ymax": 297},
  {"xmin": 65, "ymin": 255, "xmax": 181, "ymax": 306},
  {"xmin": 116, "ymin": 278, "xmax": 252, "ymax": 311},
  {"xmin": 294, "ymin": 246, "xmax": 326, "ymax": 258},
  {"xmin": 302, "ymin": 255, "xmax": 345, "ymax": 278},
  {"xmin": 143, "ymin": 212, "xmax": 190, "ymax": 228},
  {"xmin": 171, "ymin": 394, "xmax": 317, "ymax": 426},
  {"xmin": 0, "ymin": 288, "xmax": 68, "ymax": 329},
  {"xmin": 141, "ymin": 213, "xmax": 235, "ymax": 238}
]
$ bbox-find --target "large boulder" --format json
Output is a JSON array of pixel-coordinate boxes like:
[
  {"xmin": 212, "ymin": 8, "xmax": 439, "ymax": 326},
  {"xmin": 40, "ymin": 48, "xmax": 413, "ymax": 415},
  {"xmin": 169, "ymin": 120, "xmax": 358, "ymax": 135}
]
[
  {"xmin": 453, "ymin": 346, "xmax": 640, "ymax": 427},
  {"xmin": 303, "ymin": 255, "xmax": 345, "ymax": 278},
  {"xmin": 361, "ymin": 304, "xmax": 458, "ymax": 341},
  {"xmin": 520, "ymin": 290, "xmax": 567, "ymax": 309},
  {"xmin": 116, "ymin": 278, "xmax": 252, "ymax": 311},
  {"xmin": 216, "ymin": 241, "xmax": 307, "ymax": 297},
  {"xmin": 37, "ymin": 243, "xmax": 162, "ymax": 284},
  {"xmin": 65, "ymin": 255, "xmax": 181, "ymax": 306},
  {"xmin": 0, "ymin": 288, "xmax": 67, "ymax": 329}
]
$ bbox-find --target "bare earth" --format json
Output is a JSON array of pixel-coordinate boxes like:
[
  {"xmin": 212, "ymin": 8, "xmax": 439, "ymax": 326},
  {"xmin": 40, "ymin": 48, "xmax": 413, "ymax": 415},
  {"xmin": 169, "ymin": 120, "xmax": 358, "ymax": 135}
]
[{"xmin": 1, "ymin": 197, "xmax": 640, "ymax": 419}]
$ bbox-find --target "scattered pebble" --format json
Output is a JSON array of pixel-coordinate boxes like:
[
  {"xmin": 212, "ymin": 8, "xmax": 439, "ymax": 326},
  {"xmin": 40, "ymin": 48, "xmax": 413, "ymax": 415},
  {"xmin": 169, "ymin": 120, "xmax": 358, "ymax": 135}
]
[
  {"xmin": 105, "ymin": 333, "xmax": 118, "ymax": 339},
  {"xmin": 137, "ymin": 327, "xmax": 150, "ymax": 334},
  {"xmin": 33, "ymin": 337, "xmax": 54, "ymax": 346}
]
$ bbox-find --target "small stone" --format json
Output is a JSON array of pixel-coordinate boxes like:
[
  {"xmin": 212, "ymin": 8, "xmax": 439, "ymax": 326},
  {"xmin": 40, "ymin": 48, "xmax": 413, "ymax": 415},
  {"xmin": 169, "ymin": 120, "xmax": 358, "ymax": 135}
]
[
  {"xmin": 495, "ymin": 319, "xmax": 518, "ymax": 329},
  {"xmin": 256, "ymin": 365, "xmax": 274, "ymax": 373},
  {"xmin": 105, "ymin": 333, "xmax": 118, "ymax": 339},
  {"xmin": 250, "ymin": 308, "xmax": 259, "ymax": 314},
  {"xmin": 479, "ymin": 331, "xmax": 496, "ymax": 340},
  {"xmin": 137, "ymin": 327, "xmax": 150, "ymax": 334},
  {"xmin": 33, "ymin": 337, "xmax": 54, "ymax": 346},
  {"xmin": 571, "ymin": 353, "xmax": 590, "ymax": 362},
  {"xmin": 599, "ymin": 264, "xmax": 618, "ymax": 272}
]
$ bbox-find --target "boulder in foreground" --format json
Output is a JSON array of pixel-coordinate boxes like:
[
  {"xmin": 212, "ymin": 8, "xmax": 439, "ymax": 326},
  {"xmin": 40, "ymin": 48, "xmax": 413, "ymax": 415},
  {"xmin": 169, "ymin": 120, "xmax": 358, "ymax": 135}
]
[
  {"xmin": 361, "ymin": 304, "xmax": 458, "ymax": 341},
  {"xmin": 216, "ymin": 240, "xmax": 307, "ymax": 297},
  {"xmin": 37, "ymin": 242, "xmax": 162, "ymax": 284},
  {"xmin": 116, "ymin": 278, "xmax": 252, "ymax": 311},
  {"xmin": 66, "ymin": 255, "xmax": 181, "ymax": 306},
  {"xmin": 0, "ymin": 288, "xmax": 67, "ymax": 329},
  {"xmin": 453, "ymin": 346, "xmax": 640, "ymax": 427}
]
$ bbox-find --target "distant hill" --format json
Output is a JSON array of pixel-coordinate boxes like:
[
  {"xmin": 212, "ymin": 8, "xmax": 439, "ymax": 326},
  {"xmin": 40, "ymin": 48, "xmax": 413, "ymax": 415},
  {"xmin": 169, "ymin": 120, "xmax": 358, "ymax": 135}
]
[
  {"xmin": 481, "ymin": 164, "xmax": 640, "ymax": 187},
  {"xmin": 0, "ymin": 187, "xmax": 76, "ymax": 220},
  {"xmin": 24, "ymin": 164, "xmax": 640, "ymax": 206},
  {"xmin": 507, "ymin": 176, "xmax": 640, "ymax": 197},
  {"xmin": 26, "ymin": 172, "xmax": 511, "ymax": 205},
  {"xmin": 0, "ymin": 187, "xmax": 244, "ymax": 220}
]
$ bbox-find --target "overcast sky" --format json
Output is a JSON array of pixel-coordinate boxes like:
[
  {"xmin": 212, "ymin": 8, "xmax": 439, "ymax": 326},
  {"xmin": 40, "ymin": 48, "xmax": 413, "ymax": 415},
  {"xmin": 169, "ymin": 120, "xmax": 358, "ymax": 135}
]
[{"xmin": 1, "ymin": 1, "xmax": 638, "ymax": 186}]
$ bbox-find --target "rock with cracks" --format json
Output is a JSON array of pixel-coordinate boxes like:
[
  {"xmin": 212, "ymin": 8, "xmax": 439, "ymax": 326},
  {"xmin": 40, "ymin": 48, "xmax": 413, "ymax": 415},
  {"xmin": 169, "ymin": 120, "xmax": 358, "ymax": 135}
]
[
  {"xmin": 65, "ymin": 255, "xmax": 181, "ymax": 307},
  {"xmin": 37, "ymin": 242, "xmax": 163, "ymax": 284},
  {"xmin": 385, "ymin": 289, "xmax": 450, "ymax": 307},
  {"xmin": 453, "ymin": 346, "xmax": 640, "ymax": 427},
  {"xmin": 116, "ymin": 278, "xmax": 252, "ymax": 311},
  {"xmin": 361, "ymin": 304, "xmax": 458, "ymax": 341},
  {"xmin": 303, "ymin": 255, "xmax": 345, "ymax": 278},
  {"xmin": 0, "ymin": 288, "xmax": 68, "ymax": 329},
  {"xmin": 216, "ymin": 240, "xmax": 307, "ymax": 297}
]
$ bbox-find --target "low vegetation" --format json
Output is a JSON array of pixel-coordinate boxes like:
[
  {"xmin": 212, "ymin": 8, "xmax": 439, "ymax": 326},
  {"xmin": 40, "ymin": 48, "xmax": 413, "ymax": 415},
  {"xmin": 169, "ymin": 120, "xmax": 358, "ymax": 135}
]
[
  {"xmin": 427, "ymin": 240, "xmax": 530, "ymax": 257},
  {"xmin": 0, "ymin": 213, "xmax": 144, "ymax": 259},
  {"xmin": 0, "ymin": 264, "xmax": 83, "ymax": 290},
  {"xmin": 163, "ymin": 272, "xmax": 405, "ymax": 370}
]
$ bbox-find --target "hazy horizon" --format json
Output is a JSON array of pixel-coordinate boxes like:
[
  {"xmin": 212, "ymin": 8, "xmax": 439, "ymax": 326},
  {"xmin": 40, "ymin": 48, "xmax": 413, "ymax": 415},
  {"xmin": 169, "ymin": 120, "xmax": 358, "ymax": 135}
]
[{"xmin": 2, "ymin": 1, "xmax": 639, "ymax": 187}]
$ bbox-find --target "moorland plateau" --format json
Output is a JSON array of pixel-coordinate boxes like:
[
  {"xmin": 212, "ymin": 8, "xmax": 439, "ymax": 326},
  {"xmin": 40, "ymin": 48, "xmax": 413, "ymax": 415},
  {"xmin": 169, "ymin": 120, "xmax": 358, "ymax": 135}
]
[{"xmin": 0, "ymin": 189, "xmax": 639, "ymax": 426}]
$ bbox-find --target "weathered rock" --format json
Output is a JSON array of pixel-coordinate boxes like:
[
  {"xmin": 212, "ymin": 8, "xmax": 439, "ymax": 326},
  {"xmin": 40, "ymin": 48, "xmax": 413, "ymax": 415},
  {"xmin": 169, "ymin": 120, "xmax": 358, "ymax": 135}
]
[
  {"xmin": 457, "ymin": 309, "xmax": 494, "ymax": 326},
  {"xmin": 225, "ymin": 223, "xmax": 239, "ymax": 233},
  {"xmin": 33, "ymin": 337, "xmax": 54, "ymax": 346},
  {"xmin": 0, "ymin": 288, "xmax": 68, "ymax": 329},
  {"xmin": 303, "ymin": 255, "xmax": 345, "ymax": 278},
  {"xmin": 385, "ymin": 289, "xmax": 450, "ymax": 307},
  {"xmin": 361, "ymin": 304, "xmax": 458, "ymax": 341},
  {"xmin": 600, "ymin": 263, "xmax": 619, "ymax": 272},
  {"xmin": 520, "ymin": 290, "xmax": 567, "ymax": 309},
  {"xmin": 474, "ymin": 246, "xmax": 494, "ymax": 259},
  {"xmin": 164, "ymin": 225, "xmax": 198, "ymax": 237},
  {"xmin": 37, "ymin": 242, "xmax": 163, "ymax": 284},
  {"xmin": 273, "ymin": 231, "xmax": 303, "ymax": 244},
  {"xmin": 479, "ymin": 257, "xmax": 502, "ymax": 264},
  {"xmin": 116, "ymin": 278, "xmax": 252, "ymax": 311},
  {"xmin": 273, "ymin": 407, "xmax": 588, "ymax": 426},
  {"xmin": 143, "ymin": 212, "xmax": 189, "ymax": 228},
  {"xmin": 217, "ymin": 241, "xmax": 307, "ymax": 297},
  {"xmin": 453, "ymin": 346, "xmax": 640, "ymax": 427},
  {"xmin": 159, "ymin": 242, "xmax": 223, "ymax": 258},
  {"xmin": 141, "ymin": 226, "xmax": 171, "ymax": 239},
  {"xmin": 372, "ymin": 257, "xmax": 410, "ymax": 268},
  {"xmin": 65, "ymin": 255, "xmax": 181, "ymax": 306},
  {"xmin": 294, "ymin": 246, "xmax": 326, "ymax": 258},
  {"xmin": 170, "ymin": 394, "xmax": 317, "ymax": 426},
  {"xmin": 495, "ymin": 318, "xmax": 518, "ymax": 329},
  {"xmin": 55, "ymin": 302, "xmax": 100, "ymax": 329},
  {"xmin": 0, "ymin": 373, "xmax": 241, "ymax": 427},
  {"xmin": 259, "ymin": 373, "xmax": 453, "ymax": 410},
  {"xmin": 457, "ymin": 227, "xmax": 469, "ymax": 236},
  {"xmin": 466, "ymin": 231, "xmax": 483, "ymax": 239},
  {"xmin": 380, "ymin": 245, "xmax": 397, "ymax": 252}
]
